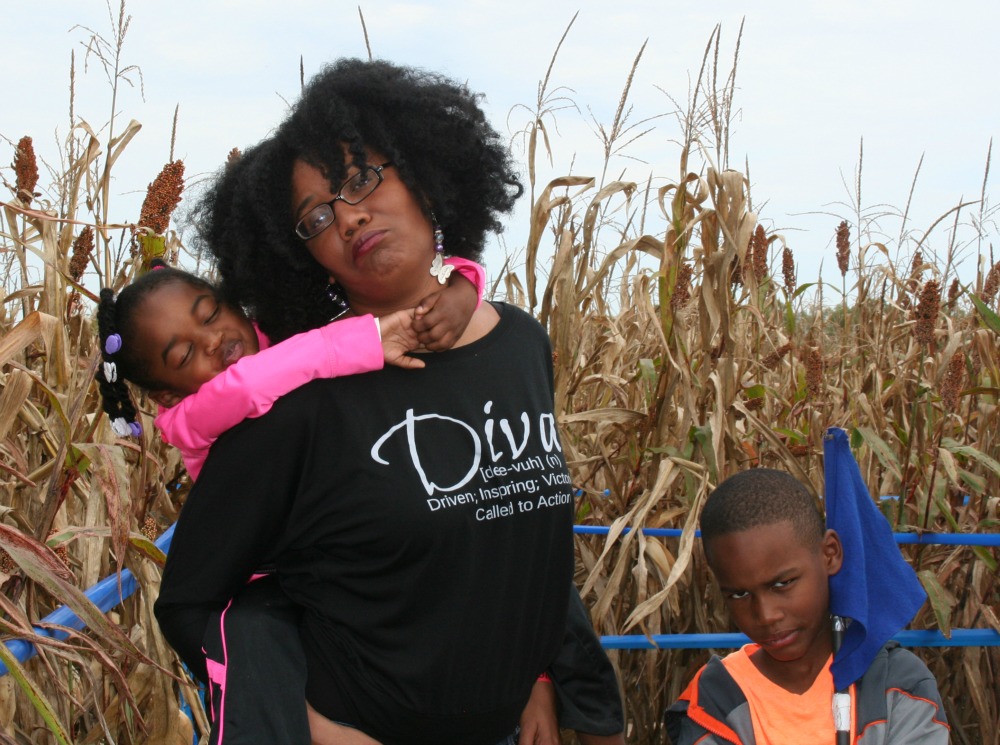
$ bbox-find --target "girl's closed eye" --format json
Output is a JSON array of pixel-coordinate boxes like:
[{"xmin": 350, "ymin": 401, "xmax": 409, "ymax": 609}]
[{"xmin": 202, "ymin": 301, "xmax": 221, "ymax": 324}]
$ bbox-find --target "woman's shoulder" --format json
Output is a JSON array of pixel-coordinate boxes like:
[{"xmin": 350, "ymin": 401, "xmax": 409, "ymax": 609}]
[
  {"xmin": 453, "ymin": 301, "xmax": 545, "ymax": 347},
  {"xmin": 492, "ymin": 302, "xmax": 551, "ymax": 345},
  {"xmin": 490, "ymin": 301, "xmax": 545, "ymax": 330}
]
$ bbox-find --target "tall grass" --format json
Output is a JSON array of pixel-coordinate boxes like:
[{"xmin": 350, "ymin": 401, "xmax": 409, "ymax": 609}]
[
  {"xmin": 1, "ymin": 4, "xmax": 202, "ymax": 743},
  {"xmin": 507, "ymin": 22, "xmax": 999, "ymax": 745},
  {"xmin": 1, "ymin": 11, "xmax": 998, "ymax": 745}
]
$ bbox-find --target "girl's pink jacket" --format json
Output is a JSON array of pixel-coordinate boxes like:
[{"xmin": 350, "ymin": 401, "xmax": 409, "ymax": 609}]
[{"xmin": 154, "ymin": 259, "xmax": 484, "ymax": 479}]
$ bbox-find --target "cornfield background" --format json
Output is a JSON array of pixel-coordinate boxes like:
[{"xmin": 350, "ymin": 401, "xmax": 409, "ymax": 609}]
[{"xmin": 2, "ymin": 9, "xmax": 998, "ymax": 745}]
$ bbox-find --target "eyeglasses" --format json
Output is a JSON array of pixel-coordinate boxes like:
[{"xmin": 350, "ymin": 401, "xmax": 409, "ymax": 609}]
[{"xmin": 294, "ymin": 162, "xmax": 393, "ymax": 240}]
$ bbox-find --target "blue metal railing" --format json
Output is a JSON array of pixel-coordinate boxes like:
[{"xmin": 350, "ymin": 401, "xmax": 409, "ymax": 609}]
[
  {"xmin": 2, "ymin": 522, "xmax": 998, "ymax": 675},
  {"xmin": 600, "ymin": 629, "xmax": 1000, "ymax": 650},
  {"xmin": 0, "ymin": 524, "xmax": 175, "ymax": 676},
  {"xmin": 574, "ymin": 525, "xmax": 1000, "ymax": 649},
  {"xmin": 573, "ymin": 525, "xmax": 1000, "ymax": 546}
]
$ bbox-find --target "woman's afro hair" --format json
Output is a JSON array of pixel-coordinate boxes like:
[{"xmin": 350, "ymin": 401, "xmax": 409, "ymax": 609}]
[{"xmin": 195, "ymin": 58, "xmax": 523, "ymax": 342}]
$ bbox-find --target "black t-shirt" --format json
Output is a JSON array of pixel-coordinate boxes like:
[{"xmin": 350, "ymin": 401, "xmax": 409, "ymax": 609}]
[{"xmin": 155, "ymin": 303, "xmax": 576, "ymax": 744}]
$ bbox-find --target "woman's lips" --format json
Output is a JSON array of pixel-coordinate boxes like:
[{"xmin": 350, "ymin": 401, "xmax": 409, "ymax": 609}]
[{"xmin": 352, "ymin": 230, "xmax": 387, "ymax": 261}]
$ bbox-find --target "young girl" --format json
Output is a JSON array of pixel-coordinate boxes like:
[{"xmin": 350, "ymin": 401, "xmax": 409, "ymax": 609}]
[
  {"xmin": 96, "ymin": 257, "xmax": 485, "ymax": 479},
  {"xmin": 94, "ymin": 256, "xmax": 485, "ymax": 744}
]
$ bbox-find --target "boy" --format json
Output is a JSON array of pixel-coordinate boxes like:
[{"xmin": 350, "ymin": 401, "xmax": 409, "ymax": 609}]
[{"xmin": 665, "ymin": 468, "xmax": 949, "ymax": 744}]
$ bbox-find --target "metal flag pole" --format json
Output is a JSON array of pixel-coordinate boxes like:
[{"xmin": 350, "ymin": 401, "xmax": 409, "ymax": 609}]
[{"xmin": 832, "ymin": 615, "xmax": 851, "ymax": 745}]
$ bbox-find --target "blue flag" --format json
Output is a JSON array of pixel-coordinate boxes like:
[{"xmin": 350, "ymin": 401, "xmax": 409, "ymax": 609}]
[{"xmin": 824, "ymin": 427, "xmax": 926, "ymax": 691}]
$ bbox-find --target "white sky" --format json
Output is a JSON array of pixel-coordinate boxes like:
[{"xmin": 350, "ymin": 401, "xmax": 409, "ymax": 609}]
[{"xmin": 3, "ymin": 0, "xmax": 998, "ymax": 291}]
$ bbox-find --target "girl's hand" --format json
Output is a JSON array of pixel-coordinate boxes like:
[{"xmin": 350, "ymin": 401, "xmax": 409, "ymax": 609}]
[
  {"xmin": 378, "ymin": 310, "xmax": 425, "ymax": 369},
  {"xmin": 518, "ymin": 678, "xmax": 560, "ymax": 745},
  {"xmin": 413, "ymin": 273, "xmax": 478, "ymax": 351}
]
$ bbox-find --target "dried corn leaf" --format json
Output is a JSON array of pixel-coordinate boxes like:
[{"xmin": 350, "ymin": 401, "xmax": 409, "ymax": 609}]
[
  {"xmin": 0, "ymin": 643, "xmax": 72, "ymax": 745},
  {"xmin": 917, "ymin": 569, "xmax": 957, "ymax": 637}
]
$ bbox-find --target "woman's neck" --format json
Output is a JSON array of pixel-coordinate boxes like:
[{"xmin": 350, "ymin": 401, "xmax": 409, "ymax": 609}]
[
  {"xmin": 350, "ymin": 301, "xmax": 499, "ymax": 349},
  {"xmin": 454, "ymin": 302, "xmax": 499, "ymax": 347},
  {"xmin": 345, "ymin": 277, "xmax": 442, "ymax": 320}
]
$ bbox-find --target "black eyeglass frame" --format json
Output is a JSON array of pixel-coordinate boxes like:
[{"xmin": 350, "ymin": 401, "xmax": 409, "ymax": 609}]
[{"xmin": 294, "ymin": 161, "xmax": 394, "ymax": 240}]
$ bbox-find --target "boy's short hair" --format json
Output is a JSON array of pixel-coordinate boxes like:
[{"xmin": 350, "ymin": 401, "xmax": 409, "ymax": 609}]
[{"xmin": 700, "ymin": 468, "xmax": 825, "ymax": 559}]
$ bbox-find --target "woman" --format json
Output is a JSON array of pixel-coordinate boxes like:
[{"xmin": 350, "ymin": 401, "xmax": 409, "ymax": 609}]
[{"xmin": 155, "ymin": 60, "xmax": 622, "ymax": 745}]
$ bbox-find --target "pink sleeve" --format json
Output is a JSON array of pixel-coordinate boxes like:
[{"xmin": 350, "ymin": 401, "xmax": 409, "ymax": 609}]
[
  {"xmin": 444, "ymin": 257, "xmax": 486, "ymax": 309},
  {"xmin": 154, "ymin": 314, "xmax": 383, "ymax": 480}
]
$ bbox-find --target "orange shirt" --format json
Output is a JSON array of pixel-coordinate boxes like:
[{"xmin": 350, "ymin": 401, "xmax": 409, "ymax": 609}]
[{"xmin": 721, "ymin": 644, "xmax": 855, "ymax": 745}]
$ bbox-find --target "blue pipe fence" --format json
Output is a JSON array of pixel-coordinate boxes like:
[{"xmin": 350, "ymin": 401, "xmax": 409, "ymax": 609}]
[{"xmin": 2, "ymin": 522, "xmax": 999, "ymax": 676}]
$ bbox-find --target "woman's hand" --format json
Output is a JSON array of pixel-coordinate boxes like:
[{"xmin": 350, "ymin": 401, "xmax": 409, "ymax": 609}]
[{"xmin": 518, "ymin": 678, "xmax": 560, "ymax": 745}]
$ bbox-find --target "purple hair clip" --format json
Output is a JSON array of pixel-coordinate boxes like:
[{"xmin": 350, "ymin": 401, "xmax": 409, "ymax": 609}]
[
  {"xmin": 104, "ymin": 334, "xmax": 122, "ymax": 355},
  {"xmin": 110, "ymin": 418, "xmax": 142, "ymax": 438}
]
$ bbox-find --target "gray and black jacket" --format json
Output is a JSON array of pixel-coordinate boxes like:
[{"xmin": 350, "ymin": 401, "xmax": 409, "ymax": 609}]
[{"xmin": 664, "ymin": 643, "xmax": 949, "ymax": 744}]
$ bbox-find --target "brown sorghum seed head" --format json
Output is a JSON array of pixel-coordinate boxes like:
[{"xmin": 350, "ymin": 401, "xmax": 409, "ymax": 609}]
[
  {"xmin": 671, "ymin": 262, "xmax": 693, "ymax": 310},
  {"xmin": 138, "ymin": 160, "xmax": 185, "ymax": 234},
  {"xmin": 782, "ymin": 247, "xmax": 796, "ymax": 295},
  {"xmin": 69, "ymin": 226, "xmax": 94, "ymax": 282},
  {"xmin": 835, "ymin": 220, "xmax": 850, "ymax": 277},
  {"xmin": 14, "ymin": 135, "xmax": 39, "ymax": 204},
  {"xmin": 913, "ymin": 279, "xmax": 941, "ymax": 346},
  {"xmin": 762, "ymin": 342, "xmax": 793, "ymax": 371},
  {"xmin": 946, "ymin": 278, "xmax": 961, "ymax": 310},
  {"xmin": 800, "ymin": 346, "xmax": 823, "ymax": 398},
  {"xmin": 969, "ymin": 339, "xmax": 982, "ymax": 382},
  {"xmin": 0, "ymin": 548, "xmax": 15, "ymax": 575},
  {"xmin": 909, "ymin": 250, "xmax": 924, "ymax": 278},
  {"xmin": 227, "ymin": 148, "xmax": 242, "ymax": 166},
  {"xmin": 751, "ymin": 224, "xmax": 768, "ymax": 281},
  {"xmin": 982, "ymin": 261, "xmax": 1000, "ymax": 305},
  {"xmin": 47, "ymin": 530, "xmax": 70, "ymax": 570},
  {"xmin": 141, "ymin": 517, "xmax": 159, "ymax": 542},
  {"xmin": 731, "ymin": 254, "xmax": 744, "ymax": 287},
  {"xmin": 940, "ymin": 349, "xmax": 965, "ymax": 413}
]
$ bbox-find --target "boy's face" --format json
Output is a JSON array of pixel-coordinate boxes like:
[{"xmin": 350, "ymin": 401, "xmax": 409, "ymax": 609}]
[
  {"xmin": 133, "ymin": 281, "xmax": 259, "ymax": 404},
  {"xmin": 707, "ymin": 520, "xmax": 842, "ymax": 673}
]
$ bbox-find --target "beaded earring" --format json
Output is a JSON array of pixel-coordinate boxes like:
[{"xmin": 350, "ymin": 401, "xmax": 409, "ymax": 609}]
[
  {"xmin": 429, "ymin": 215, "xmax": 454, "ymax": 284},
  {"xmin": 326, "ymin": 281, "xmax": 350, "ymax": 320}
]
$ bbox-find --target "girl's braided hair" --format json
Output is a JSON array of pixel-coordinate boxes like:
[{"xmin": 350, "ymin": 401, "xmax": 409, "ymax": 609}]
[{"xmin": 95, "ymin": 259, "xmax": 216, "ymax": 436}]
